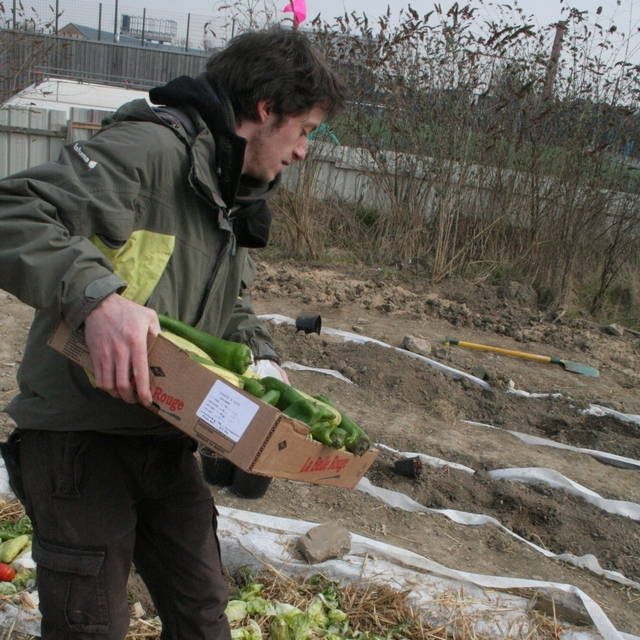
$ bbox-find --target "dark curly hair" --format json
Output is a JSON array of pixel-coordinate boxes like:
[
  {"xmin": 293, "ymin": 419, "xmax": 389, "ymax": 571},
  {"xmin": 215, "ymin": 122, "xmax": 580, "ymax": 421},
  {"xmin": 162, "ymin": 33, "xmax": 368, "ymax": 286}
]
[{"xmin": 205, "ymin": 27, "xmax": 344, "ymax": 123}]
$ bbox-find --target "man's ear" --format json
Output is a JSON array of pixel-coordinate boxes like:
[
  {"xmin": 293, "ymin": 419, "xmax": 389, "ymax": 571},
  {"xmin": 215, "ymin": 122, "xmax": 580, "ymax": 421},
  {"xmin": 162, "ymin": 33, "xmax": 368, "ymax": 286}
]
[{"xmin": 256, "ymin": 99, "xmax": 273, "ymax": 124}]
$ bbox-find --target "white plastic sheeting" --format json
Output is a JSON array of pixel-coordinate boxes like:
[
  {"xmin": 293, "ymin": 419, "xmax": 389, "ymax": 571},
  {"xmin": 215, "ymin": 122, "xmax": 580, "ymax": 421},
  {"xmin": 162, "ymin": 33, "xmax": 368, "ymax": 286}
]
[
  {"xmin": 377, "ymin": 444, "xmax": 640, "ymax": 520},
  {"xmin": 282, "ymin": 361, "xmax": 354, "ymax": 383},
  {"xmin": 375, "ymin": 443, "xmax": 475, "ymax": 474},
  {"xmin": 355, "ymin": 477, "xmax": 640, "ymax": 591},
  {"xmin": 3, "ymin": 506, "xmax": 637, "ymax": 639},
  {"xmin": 506, "ymin": 381, "xmax": 564, "ymax": 399},
  {"xmin": 0, "ymin": 602, "xmax": 40, "ymax": 637},
  {"xmin": 488, "ymin": 468, "xmax": 640, "ymax": 520},
  {"xmin": 260, "ymin": 314, "xmax": 490, "ymax": 389},
  {"xmin": 465, "ymin": 420, "xmax": 640, "ymax": 471},
  {"xmin": 583, "ymin": 404, "xmax": 640, "ymax": 427},
  {"xmin": 0, "ymin": 458, "xmax": 12, "ymax": 496},
  {"xmin": 217, "ymin": 507, "xmax": 639, "ymax": 640}
]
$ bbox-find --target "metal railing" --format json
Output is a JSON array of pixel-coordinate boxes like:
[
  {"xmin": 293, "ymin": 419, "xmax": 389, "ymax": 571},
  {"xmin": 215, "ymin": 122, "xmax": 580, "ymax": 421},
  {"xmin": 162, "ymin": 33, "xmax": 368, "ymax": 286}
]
[{"xmin": 1, "ymin": 0, "xmax": 249, "ymax": 52}]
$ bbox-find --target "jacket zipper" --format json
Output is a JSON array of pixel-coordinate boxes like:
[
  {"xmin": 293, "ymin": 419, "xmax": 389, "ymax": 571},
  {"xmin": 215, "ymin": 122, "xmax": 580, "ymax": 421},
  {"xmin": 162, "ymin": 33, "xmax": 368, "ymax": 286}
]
[
  {"xmin": 193, "ymin": 231, "xmax": 233, "ymax": 327},
  {"xmin": 186, "ymin": 145, "xmax": 237, "ymax": 328}
]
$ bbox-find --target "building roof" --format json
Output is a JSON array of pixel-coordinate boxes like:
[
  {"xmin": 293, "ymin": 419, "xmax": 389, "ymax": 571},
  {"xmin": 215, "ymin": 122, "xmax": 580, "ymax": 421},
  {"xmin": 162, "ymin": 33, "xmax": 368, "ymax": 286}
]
[
  {"xmin": 3, "ymin": 77, "xmax": 150, "ymax": 117},
  {"xmin": 60, "ymin": 22, "xmax": 204, "ymax": 54}
]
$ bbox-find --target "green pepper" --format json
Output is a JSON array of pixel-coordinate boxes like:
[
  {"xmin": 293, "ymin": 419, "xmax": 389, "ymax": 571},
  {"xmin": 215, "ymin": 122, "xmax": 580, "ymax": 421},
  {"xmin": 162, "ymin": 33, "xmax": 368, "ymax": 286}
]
[
  {"xmin": 261, "ymin": 389, "xmax": 280, "ymax": 406},
  {"xmin": 310, "ymin": 420, "xmax": 337, "ymax": 447},
  {"xmin": 262, "ymin": 378, "xmax": 340, "ymax": 426},
  {"xmin": 315, "ymin": 394, "xmax": 371, "ymax": 456},
  {"xmin": 261, "ymin": 376, "xmax": 304, "ymax": 409},
  {"xmin": 283, "ymin": 399, "xmax": 319, "ymax": 425},
  {"xmin": 159, "ymin": 314, "xmax": 253, "ymax": 374},
  {"xmin": 338, "ymin": 412, "xmax": 371, "ymax": 456},
  {"xmin": 242, "ymin": 377, "xmax": 266, "ymax": 398},
  {"xmin": 330, "ymin": 427, "xmax": 348, "ymax": 449}
]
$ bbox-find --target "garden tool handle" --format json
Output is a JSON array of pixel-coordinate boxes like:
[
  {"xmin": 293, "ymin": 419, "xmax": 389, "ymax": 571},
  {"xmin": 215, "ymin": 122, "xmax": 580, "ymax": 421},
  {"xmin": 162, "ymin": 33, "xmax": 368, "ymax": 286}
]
[{"xmin": 446, "ymin": 338, "xmax": 552, "ymax": 364}]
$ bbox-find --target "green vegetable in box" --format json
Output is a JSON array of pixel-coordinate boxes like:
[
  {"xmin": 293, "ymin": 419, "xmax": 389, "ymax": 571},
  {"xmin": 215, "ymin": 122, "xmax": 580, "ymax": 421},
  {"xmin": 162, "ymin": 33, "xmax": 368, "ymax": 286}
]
[
  {"xmin": 158, "ymin": 315, "xmax": 253, "ymax": 375},
  {"xmin": 154, "ymin": 316, "xmax": 373, "ymax": 455}
]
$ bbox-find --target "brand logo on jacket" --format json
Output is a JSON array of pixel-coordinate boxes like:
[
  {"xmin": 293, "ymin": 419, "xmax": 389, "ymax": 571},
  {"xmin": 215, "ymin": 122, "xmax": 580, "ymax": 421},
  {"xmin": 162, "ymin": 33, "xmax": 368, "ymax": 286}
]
[{"xmin": 72, "ymin": 143, "xmax": 98, "ymax": 169}]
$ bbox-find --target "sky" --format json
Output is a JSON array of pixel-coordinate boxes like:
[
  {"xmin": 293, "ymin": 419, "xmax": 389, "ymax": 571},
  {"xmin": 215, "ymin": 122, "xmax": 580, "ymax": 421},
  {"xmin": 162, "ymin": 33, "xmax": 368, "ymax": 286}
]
[
  {"xmin": 106, "ymin": 0, "xmax": 639, "ymax": 62},
  {"xmin": 122, "ymin": 0, "xmax": 635, "ymax": 29},
  {"xmin": 32, "ymin": 0, "xmax": 638, "ymax": 61}
]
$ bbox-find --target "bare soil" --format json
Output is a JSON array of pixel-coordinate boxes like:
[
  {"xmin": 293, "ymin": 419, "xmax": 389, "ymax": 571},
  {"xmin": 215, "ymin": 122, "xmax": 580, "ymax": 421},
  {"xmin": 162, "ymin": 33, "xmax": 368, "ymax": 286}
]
[{"xmin": 1, "ymin": 258, "xmax": 640, "ymax": 635}]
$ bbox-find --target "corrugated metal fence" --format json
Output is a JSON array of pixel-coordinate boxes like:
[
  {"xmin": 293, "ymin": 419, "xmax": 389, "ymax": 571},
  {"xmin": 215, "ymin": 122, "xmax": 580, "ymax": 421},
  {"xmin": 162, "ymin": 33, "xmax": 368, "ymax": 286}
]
[
  {"xmin": 0, "ymin": 105, "xmax": 107, "ymax": 177},
  {"xmin": 0, "ymin": 104, "xmax": 391, "ymax": 211},
  {"xmin": 2, "ymin": 104, "xmax": 636, "ymax": 227}
]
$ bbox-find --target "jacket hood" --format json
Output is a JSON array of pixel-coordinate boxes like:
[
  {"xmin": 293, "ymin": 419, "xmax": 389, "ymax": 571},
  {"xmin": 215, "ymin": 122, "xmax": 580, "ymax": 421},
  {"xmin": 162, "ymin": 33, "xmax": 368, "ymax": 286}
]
[
  {"xmin": 104, "ymin": 98, "xmax": 164, "ymax": 127},
  {"xmin": 104, "ymin": 89, "xmax": 280, "ymax": 249}
]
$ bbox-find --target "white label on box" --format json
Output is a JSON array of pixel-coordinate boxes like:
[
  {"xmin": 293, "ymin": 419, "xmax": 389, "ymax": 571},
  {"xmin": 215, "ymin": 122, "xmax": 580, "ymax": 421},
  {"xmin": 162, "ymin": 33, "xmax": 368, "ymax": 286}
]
[{"xmin": 196, "ymin": 380, "xmax": 259, "ymax": 442}]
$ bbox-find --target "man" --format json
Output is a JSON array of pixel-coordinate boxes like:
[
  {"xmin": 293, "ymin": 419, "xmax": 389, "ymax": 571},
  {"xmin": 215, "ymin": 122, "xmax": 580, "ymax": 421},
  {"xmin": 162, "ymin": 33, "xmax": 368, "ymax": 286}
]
[{"xmin": 0, "ymin": 27, "xmax": 344, "ymax": 639}]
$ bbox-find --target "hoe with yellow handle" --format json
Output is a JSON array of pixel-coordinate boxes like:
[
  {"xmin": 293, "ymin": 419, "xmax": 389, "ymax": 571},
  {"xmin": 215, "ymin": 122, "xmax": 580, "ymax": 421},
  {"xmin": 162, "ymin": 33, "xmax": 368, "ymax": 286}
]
[{"xmin": 444, "ymin": 337, "xmax": 599, "ymax": 377}]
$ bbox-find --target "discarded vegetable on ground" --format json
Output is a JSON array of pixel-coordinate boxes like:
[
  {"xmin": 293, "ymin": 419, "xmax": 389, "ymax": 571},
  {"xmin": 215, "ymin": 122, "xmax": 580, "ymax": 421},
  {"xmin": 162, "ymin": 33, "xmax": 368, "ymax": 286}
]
[
  {"xmin": 219, "ymin": 569, "xmax": 438, "ymax": 640},
  {"xmin": 0, "ymin": 533, "xmax": 30, "ymax": 563},
  {"xmin": 0, "ymin": 505, "xmax": 35, "ymax": 597},
  {"xmin": 0, "ymin": 563, "xmax": 15, "ymax": 582}
]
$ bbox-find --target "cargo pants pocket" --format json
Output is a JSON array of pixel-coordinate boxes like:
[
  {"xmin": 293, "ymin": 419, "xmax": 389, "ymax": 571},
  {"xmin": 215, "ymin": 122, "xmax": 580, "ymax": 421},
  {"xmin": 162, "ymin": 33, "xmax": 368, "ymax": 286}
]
[
  {"xmin": 32, "ymin": 538, "xmax": 109, "ymax": 634},
  {"xmin": 53, "ymin": 432, "xmax": 88, "ymax": 498}
]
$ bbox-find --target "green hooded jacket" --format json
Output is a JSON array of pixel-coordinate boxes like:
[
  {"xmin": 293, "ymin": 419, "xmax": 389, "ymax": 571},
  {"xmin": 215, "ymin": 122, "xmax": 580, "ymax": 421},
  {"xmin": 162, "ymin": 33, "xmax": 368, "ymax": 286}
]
[{"xmin": 0, "ymin": 97, "xmax": 278, "ymax": 434}]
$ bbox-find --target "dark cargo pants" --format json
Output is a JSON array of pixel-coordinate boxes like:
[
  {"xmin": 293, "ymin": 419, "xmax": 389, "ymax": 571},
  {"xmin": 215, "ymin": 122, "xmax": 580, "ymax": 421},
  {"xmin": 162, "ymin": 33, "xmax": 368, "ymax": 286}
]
[{"xmin": 7, "ymin": 429, "xmax": 231, "ymax": 640}]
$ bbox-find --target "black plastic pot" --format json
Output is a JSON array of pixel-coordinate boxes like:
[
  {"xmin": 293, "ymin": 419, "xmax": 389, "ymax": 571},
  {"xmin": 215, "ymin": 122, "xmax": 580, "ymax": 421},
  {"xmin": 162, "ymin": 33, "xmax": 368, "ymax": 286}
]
[
  {"xmin": 200, "ymin": 448, "xmax": 234, "ymax": 487},
  {"xmin": 393, "ymin": 456, "xmax": 423, "ymax": 479},
  {"xmin": 230, "ymin": 468, "xmax": 272, "ymax": 499},
  {"xmin": 295, "ymin": 314, "xmax": 322, "ymax": 335}
]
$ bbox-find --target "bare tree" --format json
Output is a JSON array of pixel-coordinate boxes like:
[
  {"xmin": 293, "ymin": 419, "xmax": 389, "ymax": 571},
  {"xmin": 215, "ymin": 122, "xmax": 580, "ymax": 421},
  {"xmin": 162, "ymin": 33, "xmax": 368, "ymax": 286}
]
[
  {"xmin": 0, "ymin": 2, "xmax": 59, "ymax": 103},
  {"xmin": 275, "ymin": 1, "xmax": 640, "ymax": 321}
]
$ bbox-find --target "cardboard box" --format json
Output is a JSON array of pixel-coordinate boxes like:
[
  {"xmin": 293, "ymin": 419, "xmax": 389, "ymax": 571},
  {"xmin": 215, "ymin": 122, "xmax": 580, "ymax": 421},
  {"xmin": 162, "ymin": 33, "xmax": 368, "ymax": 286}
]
[{"xmin": 48, "ymin": 322, "xmax": 378, "ymax": 488}]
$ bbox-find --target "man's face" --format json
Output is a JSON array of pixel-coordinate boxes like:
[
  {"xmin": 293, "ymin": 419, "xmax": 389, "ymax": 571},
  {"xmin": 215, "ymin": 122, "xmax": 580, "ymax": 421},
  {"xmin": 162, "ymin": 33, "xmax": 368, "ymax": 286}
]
[{"xmin": 240, "ymin": 104, "xmax": 326, "ymax": 182}]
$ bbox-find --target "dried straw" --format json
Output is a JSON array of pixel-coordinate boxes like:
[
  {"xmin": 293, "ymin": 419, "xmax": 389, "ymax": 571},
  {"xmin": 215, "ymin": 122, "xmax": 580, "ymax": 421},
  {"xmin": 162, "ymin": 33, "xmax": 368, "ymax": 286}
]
[
  {"xmin": 236, "ymin": 565, "xmax": 566, "ymax": 640},
  {"xmin": 0, "ymin": 500, "xmax": 25, "ymax": 523},
  {"xmin": 0, "ymin": 549, "xmax": 567, "ymax": 640},
  {"xmin": 126, "ymin": 617, "xmax": 162, "ymax": 640}
]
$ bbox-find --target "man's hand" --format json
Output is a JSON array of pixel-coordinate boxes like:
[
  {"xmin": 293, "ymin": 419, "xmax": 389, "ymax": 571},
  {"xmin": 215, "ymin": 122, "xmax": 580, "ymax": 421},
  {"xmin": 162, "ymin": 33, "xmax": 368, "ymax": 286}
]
[{"xmin": 84, "ymin": 294, "xmax": 160, "ymax": 406}]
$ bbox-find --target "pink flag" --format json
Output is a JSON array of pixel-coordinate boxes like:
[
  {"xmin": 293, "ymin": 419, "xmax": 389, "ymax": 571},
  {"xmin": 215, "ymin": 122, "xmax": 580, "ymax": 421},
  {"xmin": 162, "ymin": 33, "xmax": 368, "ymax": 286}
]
[{"xmin": 283, "ymin": 0, "xmax": 307, "ymax": 27}]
